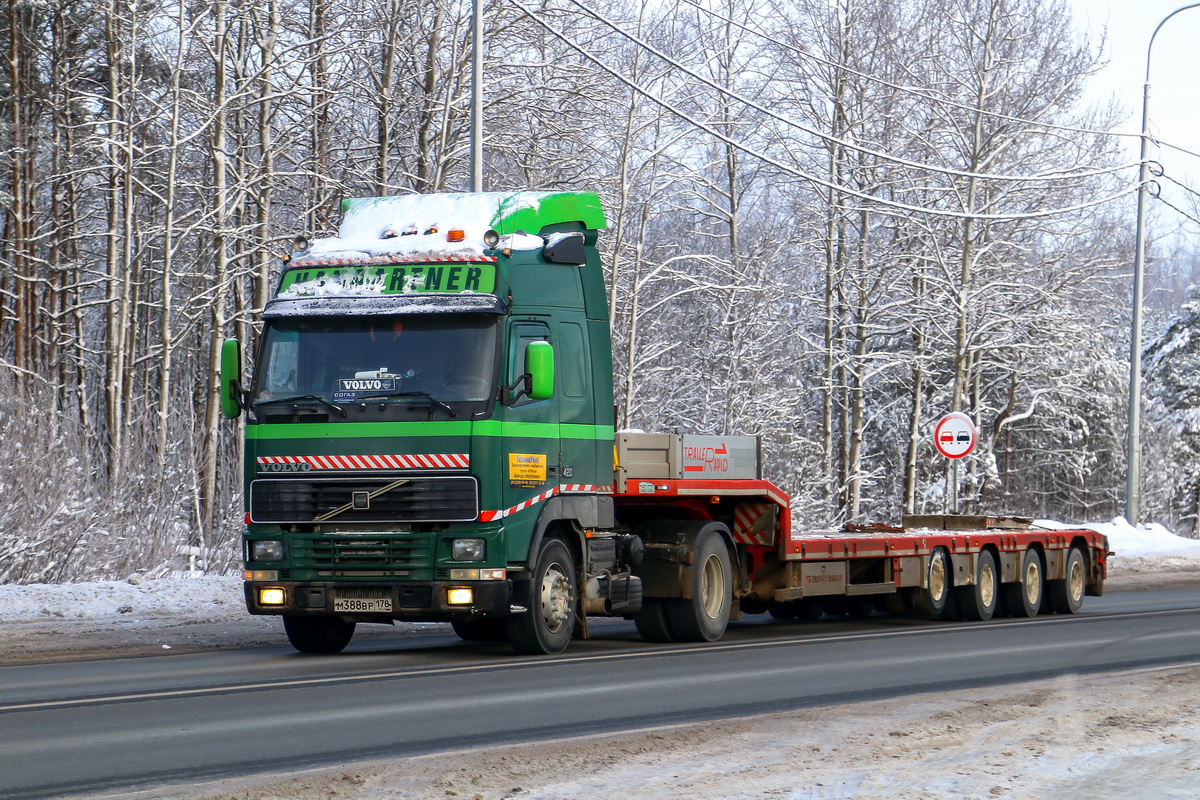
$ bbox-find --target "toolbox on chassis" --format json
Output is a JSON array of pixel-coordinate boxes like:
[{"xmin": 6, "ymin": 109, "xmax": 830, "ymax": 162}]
[{"xmin": 219, "ymin": 191, "xmax": 1108, "ymax": 656}]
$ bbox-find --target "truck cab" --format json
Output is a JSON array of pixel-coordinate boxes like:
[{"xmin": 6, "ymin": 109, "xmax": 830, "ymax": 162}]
[{"xmin": 223, "ymin": 192, "xmax": 625, "ymax": 654}]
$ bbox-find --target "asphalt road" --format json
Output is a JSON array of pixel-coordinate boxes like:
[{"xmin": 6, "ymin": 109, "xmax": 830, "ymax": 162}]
[{"xmin": 2, "ymin": 588, "xmax": 1198, "ymax": 799}]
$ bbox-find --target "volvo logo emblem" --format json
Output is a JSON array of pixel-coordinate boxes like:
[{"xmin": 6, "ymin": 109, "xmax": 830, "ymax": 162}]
[{"xmin": 352, "ymin": 491, "xmax": 370, "ymax": 510}]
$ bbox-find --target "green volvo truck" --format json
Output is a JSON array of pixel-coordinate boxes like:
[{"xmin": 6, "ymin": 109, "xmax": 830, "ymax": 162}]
[{"xmin": 221, "ymin": 191, "xmax": 1107, "ymax": 656}]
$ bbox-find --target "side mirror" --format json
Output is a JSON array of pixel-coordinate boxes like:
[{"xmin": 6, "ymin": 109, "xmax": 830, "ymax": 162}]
[
  {"xmin": 526, "ymin": 341, "xmax": 554, "ymax": 400},
  {"xmin": 219, "ymin": 338, "xmax": 243, "ymax": 419}
]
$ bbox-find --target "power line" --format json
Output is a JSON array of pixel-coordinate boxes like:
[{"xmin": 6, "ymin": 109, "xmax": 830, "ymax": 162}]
[
  {"xmin": 509, "ymin": 0, "xmax": 1142, "ymax": 222},
  {"xmin": 679, "ymin": 0, "xmax": 1140, "ymax": 144},
  {"xmin": 562, "ymin": 0, "xmax": 1136, "ymax": 185}
]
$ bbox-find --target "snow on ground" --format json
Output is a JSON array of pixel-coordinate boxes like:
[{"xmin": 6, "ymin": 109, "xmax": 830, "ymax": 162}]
[{"xmin": 3, "ymin": 520, "xmax": 1199, "ymax": 799}]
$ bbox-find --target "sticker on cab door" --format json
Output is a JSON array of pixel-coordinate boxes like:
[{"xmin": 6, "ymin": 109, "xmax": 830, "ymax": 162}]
[{"xmin": 509, "ymin": 453, "xmax": 547, "ymax": 487}]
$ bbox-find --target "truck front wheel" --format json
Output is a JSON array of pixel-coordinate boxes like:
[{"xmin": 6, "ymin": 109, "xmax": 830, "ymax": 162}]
[
  {"xmin": 664, "ymin": 525, "xmax": 733, "ymax": 642},
  {"xmin": 506, "ymin": 538, "xmax": 577, "ymax": 655},
  {"xmin": 282, "ymin": 615, "xmax": 356, "ymax": 654}
]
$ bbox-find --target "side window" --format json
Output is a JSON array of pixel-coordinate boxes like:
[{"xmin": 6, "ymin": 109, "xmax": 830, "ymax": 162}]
[
  {"xmin": 558, "ymin": 322, "xmax": 586, "ymax": 399},
  {"xmin": 508, "ymin": 321, "xmax": 549, "ymax": 406}
]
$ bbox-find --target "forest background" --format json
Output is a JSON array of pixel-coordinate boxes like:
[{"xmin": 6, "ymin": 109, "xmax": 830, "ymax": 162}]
[{"xmin": 3, "ymin": 0, "xmax": 1200, "ymax": 584}]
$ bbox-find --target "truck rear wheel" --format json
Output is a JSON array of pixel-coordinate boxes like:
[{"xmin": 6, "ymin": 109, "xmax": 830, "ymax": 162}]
[
  {"xmin": 282, "ymin": 615, "xmax": 356, "ymax": 654},
  {"xmin": 911, "ymin": 547, "xmax": 951, "ymax": 619},
  {"xmin": 506, "ymin": 538, "xmax": 577, "ymax": 655},
  {"xmin": 1048, "ymin": 546, "xmax": 1087, "ymax": 614},
  {"xmin": 1003, "ymin": 548, "xmax": 1044, "ymax": 617},
  {"xmin": 664, "ymin": 525, "xmax": 732, "ymax": 642},
  {"xmin": 634, "ymin": 599, "xmax": 677, "ymax": 642},
  {"xmin": 955, "ymin": 549, "xmax": 998, "ymax": 621},
  {"xmin": 451, "ymin": 618, "xmax": 508, "ymax": 641}
]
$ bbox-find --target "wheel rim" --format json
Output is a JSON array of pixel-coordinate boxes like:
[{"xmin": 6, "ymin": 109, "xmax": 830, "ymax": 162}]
[
  {"xmin": 540, "ymin": 562, "xmax": 572, "ymax": 633},
  {"xmin": 929, "ymin": 554, "xmax": 947, "ymax": 602},
  {"xmin": 1068, "ymin": 557, "xmax": 1085, "ymax": 603},
  {"xmin": 979, "ymin": 563, "xmax": 996, "ymax": 608},
  {"xmin": 700, "ymin": 552, "xmax": 726, "ymax": 620},
  {"xmin": 1023, "ymin": 559, "xmax": 1041, "ymax": 606}
]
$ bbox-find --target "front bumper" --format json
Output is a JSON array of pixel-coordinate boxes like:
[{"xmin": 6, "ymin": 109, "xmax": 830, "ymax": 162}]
[{"xmin": 244, "ymin": 580, "xmax": 512, "ymax": 620}]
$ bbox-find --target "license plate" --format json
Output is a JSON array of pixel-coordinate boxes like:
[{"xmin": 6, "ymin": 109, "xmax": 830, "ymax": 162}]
[{"xmin": 333, "ymin": 596, "xmax": 393, "ymax": 613}]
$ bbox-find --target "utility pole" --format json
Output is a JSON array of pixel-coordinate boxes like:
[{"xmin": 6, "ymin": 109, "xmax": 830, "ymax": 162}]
[{"xmin": 470, "ymin": 0, "xmax": 483, "ymax": 191}]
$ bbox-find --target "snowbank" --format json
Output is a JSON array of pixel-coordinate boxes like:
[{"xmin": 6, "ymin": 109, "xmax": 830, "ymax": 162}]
[
  {"xmin": 1038, "ymin": 516, "xmax": 1200, "ymax": 567},
  {"xmin": 0, "ymin": 575, "xmax": 244, "ymax": 623}
]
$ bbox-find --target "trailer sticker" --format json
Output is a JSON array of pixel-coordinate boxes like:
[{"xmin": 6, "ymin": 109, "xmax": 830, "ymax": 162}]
[
  {"xmin": 257, "ymin": 453, "xmax": 469, "ymax": 471},
  {"xmin": 509, "ymin": 453, "xmax": 547, "ymax": 487}
]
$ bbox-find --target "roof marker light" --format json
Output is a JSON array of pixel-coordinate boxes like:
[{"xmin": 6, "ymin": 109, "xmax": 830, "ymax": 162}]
[{"xmin": 447, "ymin": 229, "xmax": 466, "ymax": 243}]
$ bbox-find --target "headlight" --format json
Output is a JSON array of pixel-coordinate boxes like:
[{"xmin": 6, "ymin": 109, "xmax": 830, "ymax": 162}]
[
  {"xmin": 452, "ymin": 538, "xmax": 485, "ymax": 561},
  {"xmin": 251, "ymin": 540, "xmax": 285, "ymax": 561},
  {"xmin": 447, "ymin": 588, "xmax": 474, "ymax": 605}
]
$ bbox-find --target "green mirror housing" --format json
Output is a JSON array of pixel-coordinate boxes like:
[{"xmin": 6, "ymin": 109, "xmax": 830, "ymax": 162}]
[
  {"xmin": 526, "ymin": 340, "xmax": 554, "ymax": 400},
  {"xmin": 219, "ymin": 338, "xmax": 243, "ymax": 419}
]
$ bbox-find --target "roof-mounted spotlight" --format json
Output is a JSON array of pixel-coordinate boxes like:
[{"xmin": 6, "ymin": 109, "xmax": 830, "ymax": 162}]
[
  {"xmin": 291, "ymin": 235, "xmax": 310, "ymax": 253},
  {"xmin": 483, "ymin": 229, "xmax": 500, "ymax": 249}
]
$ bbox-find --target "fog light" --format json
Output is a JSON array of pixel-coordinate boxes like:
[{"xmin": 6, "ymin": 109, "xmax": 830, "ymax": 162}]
[
  {"xmin": 259, "ymin": 587, "xmax": 287, "ymax": 606},
  {"xmin": 447, "ymin": 588, "xmax": 474, "ymax": 605},
  {"xmin": 452, "ymin": 538, "xmax": 485, "ymax": 561}
]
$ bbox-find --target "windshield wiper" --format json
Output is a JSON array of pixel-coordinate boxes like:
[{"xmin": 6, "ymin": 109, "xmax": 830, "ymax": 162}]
[
  {"xmin": 258, "ymin": 394, "xmax": 348, "ymax": 418},
  {"xmin": 358, "ymin": 390, "xmax": 458, "ymax": 419}
]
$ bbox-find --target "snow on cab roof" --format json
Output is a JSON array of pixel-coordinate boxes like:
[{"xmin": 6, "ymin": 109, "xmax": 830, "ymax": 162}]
[{"xmin": 295, "ymin": 191, "xmax": 605, "ymax": 263}]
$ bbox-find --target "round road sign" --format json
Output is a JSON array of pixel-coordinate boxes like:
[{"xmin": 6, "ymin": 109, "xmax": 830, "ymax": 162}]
[{"xmin": 934, "ymin": 412, "xmax": 977, "ymax": 459}]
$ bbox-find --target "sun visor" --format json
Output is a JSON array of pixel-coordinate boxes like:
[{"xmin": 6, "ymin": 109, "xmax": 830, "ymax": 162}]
[{"xmin": 263, "ymin": 293, "xmax": 505, "ymax": 318}]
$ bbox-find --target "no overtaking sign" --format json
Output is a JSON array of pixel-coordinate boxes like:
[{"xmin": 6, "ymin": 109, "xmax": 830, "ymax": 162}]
[{"xmin": 934, "ymin": 412, "xmax": 977, "ymax": 459}]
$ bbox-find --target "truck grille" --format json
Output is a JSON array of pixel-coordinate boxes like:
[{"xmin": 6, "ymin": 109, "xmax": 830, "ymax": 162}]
[
  {"xmin": 250, "ymin": 475, "xmax": 478, "ymax": 523},
  {"xmin": 291, "ymin": 534, "xmax": 434, "ymax": 576}
]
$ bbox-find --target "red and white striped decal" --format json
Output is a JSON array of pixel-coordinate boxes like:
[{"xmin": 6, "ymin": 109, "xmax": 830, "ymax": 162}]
[
  {"xmin": 478, "ymin": 484, "xmax": 609, "ymax": 522},
  {"xmin": 290, "ymin": 254, "xmax": 497, "ymax": 267},
  {"xmin": 257, "ymin": 453, "xmax": 469, "ymax": 470},
  {"xmin": 733, "ymin": 502, "xmax": 777, "ymax": 546}
]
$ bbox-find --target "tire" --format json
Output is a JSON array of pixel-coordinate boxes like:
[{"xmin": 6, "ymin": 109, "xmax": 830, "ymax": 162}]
[
  {"xmin": 634, "ymin": 598, "xmax": 677, "ymax": 642},
  {"xmin": 911, "ymin": 547, "xmax": 951, "ymax": 619},
  {"xmin": 1003, "ymin": 548, "xmax": 1044, "ymax": 618},
  {"xmin": 506, "ymin": 538, "xmax": 577, "ymax": 655},
  {"xmin": 282, "ymin": 615, "xmax": 356, "ymax": 654},
  {"xmin": 451, "ymin": 618, "xmax": 508, "ymax": 642},
  {"xmin": 664, "ymin": 524, "xmax": 733, "ymax": 642},
  {"xmin": 955, "ymin": 549, "xmax": 999, "ymax": 621},
  {"xmin": 1048, "ymin": 547, "xmax": 1087, "ymax": 614}
]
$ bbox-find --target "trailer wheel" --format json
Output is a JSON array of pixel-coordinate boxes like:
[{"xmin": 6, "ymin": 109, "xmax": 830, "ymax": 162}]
[
  {"xmin": 665, "ymin": 525, "xmax": 733, "ymax": 642},
  {"xmin": 634, "ymin": 599, "xmax": 677, "ymax": 642},
  {"xmin": 911, "ymin": 547, "xmax": 951, "ymax": 619},
  {"xmin": 955, "ymin": 549, "xmax": 998, "ymax": 621},
  {"xmin": 451, "ymin": 618, "xmax": 508, "ymax": 642},
  {"xmin": 1003, "ymin": 548, "xmax": 1044, "ymax": 617},
  {"xmin": 282, "ymin": 615, "xmax": 356, "ymax": 654},
  {"xmin": 506, "ymin": 538, "xmax": 577, "ymax": 655},
  {"xmin": 1048, "ymin": 546, "xmax": 1087, "ymax": 614}
]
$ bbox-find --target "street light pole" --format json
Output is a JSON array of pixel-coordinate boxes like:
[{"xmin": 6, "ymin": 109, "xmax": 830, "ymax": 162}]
[{"xmin": 1126, "ymin": 3, "xmax": 1200, "ymax": 526}]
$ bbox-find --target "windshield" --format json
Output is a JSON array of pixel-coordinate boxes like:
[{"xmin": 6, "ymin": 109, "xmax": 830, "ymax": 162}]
[{"xmin": 251, "ymin": 314, "xmax": 498, "ymax": 412}]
